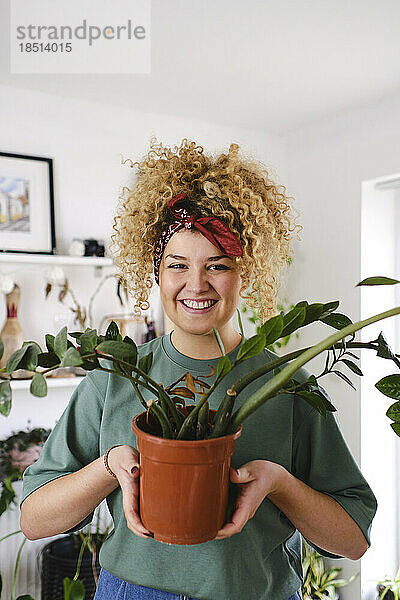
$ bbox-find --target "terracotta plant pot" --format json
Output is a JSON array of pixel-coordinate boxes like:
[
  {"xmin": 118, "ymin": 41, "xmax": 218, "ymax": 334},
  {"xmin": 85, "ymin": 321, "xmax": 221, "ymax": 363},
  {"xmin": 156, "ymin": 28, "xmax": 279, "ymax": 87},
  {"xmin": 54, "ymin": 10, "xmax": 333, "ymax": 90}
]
[{"xmin": 131, "ymin": 409, "xmax": 242, "ymax": 545}]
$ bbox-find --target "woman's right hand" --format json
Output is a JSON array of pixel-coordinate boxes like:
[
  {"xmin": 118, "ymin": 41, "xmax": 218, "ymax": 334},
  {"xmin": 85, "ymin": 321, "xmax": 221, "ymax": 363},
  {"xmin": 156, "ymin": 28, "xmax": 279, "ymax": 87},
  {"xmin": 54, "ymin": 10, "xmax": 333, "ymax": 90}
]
[{"xmin": 107, "ymin": 445, "xmax": 154, "ymax": 539}]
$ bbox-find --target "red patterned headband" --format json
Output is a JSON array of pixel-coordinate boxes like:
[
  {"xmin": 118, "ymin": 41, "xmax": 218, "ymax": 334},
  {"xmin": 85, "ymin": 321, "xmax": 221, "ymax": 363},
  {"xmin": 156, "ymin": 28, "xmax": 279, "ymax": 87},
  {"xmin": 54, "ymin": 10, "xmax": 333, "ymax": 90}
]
[{"xmin": 153, "ymin": 193, "xmax": 243, "ymax": 285}]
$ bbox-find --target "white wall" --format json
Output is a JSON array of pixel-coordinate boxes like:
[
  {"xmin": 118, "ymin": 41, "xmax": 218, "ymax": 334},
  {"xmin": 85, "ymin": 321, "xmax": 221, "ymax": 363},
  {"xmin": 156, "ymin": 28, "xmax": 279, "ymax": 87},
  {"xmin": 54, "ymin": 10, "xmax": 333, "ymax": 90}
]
[{"xmin": 286, "ymin": 94, "xmax": 400, "ymax": 600}]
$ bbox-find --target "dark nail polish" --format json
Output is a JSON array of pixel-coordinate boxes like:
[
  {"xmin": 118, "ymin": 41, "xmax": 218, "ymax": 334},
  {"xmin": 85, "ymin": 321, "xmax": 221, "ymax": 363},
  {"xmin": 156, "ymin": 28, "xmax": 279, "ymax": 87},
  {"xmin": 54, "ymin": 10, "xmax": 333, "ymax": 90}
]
[{"xmin": 131, "ymin": 466, "xmax": 138, "ymax": 474}]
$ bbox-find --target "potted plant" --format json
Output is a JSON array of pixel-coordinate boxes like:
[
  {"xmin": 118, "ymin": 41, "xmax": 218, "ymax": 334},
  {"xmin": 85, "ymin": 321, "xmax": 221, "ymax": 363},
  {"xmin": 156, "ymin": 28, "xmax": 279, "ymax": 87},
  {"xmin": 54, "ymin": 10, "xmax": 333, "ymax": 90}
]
[
  {"xmin": 301, "ymin": 539, "xmax": 358, "ymax": 599},
  {"xmin": 376, "ymin": 566, "xmax": 400, "ymax": 599},
  {"xmin": 40, "ymin": 518, "xmax": 110, "ymax": 600},
  {"xmin": 0, "ymin": 426, "xmax": 51, "ymax": 517},
  {"xmin": 1, "ymin": 275, "xmax": 400, "ymax": 544},
  {"xmin": 0, "ymin": 426, "xmax": 50, "ymax": 600},
  {"xmin": 0, "ymin": 427, "xmax": 108, "ymax": 600}
]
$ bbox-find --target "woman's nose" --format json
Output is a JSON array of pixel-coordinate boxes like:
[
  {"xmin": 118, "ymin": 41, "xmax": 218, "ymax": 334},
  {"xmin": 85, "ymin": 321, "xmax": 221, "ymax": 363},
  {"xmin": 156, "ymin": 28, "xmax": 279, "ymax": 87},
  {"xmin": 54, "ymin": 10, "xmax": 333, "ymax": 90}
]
[{"xmin": 184, "ymin": 268, "xmax": 211, "ymax": 292}]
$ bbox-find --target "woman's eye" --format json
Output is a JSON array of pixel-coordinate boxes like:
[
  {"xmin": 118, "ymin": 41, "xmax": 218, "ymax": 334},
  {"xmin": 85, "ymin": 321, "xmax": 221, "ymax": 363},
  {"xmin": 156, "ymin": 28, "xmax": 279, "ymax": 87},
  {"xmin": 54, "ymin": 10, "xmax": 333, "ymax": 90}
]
[{"xmin": 167, "ymin": 264, "xmax": 229, "ymax": 271}]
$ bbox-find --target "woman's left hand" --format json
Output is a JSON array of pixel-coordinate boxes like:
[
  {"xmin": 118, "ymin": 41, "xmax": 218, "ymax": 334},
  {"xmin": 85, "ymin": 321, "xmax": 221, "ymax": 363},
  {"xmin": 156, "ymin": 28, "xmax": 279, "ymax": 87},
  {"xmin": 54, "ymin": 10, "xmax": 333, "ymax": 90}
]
[{"xmin": 214, "ymin": 459, "xmax": 286, "ymax": 540}]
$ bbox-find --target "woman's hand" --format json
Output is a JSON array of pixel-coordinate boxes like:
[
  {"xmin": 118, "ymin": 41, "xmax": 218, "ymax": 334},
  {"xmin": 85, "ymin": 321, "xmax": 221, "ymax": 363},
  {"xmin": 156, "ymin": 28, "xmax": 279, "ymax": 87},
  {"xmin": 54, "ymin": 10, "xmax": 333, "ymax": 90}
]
[
  {"xmin": 107, "ymin": 445, "xmax": 154, "ymax": 539},
  {"xmin": 214, "ymin": 459, "xmax": 285, "ymax": 540}
]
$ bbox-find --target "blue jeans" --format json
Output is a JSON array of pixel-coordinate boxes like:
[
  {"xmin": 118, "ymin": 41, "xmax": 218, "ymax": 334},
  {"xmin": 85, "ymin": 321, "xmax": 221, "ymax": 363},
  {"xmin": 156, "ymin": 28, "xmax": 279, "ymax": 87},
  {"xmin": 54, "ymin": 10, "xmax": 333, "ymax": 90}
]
[{"xmin": 93, "ymin": 568, "xmax": 302, "ymax": 599}]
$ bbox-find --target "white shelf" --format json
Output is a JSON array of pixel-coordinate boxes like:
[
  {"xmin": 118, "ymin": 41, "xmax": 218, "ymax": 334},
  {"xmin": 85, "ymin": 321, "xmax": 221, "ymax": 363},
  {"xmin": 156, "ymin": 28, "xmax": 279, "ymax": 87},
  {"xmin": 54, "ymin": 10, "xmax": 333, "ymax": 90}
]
[
  {"xmin": 5, "ymin": 376, "xmax": 85, "ymax": 390},
  {"xmin": 0, "ymin": 253, "xmax": 114, "ymax": 267}
]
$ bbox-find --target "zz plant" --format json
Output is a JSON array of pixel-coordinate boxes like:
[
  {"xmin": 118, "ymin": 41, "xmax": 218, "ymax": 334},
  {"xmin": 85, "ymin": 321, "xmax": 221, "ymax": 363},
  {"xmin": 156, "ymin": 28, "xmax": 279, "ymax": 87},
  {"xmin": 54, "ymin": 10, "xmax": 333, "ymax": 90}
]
[{"xmin": 1, "ymin": 276, "xmax": 400, "ymax": 441}]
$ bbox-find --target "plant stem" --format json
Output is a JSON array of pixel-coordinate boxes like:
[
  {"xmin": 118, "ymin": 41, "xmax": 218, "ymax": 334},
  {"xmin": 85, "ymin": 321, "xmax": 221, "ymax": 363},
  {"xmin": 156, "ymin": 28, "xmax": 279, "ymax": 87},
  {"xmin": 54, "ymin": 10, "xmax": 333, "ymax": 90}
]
[
  {"xmin": 74, "ymin": 534, "xmax": 89, "ymax": 581},
  {"xmin": 148, "ymin": 401, "xmax": 173, "ymax": 438},
  {"xmin": 66, "ymin": 287, "xmax": 86, "ymax": 329},
  {"xmin": 177, "ymin": 339, "xmax": 378, "ymax": 439},
  {"xmin": 176, "ymin": 377, "xmax": 221, "ymax": 439},
  {"xmin": 88, "ymin": 274, "xmax": 117, "ymax": 328},
  {"xmin": 0, "ymin": 530, "xmax": 22, "ymax": 543},
  {"xmin": 11, "ymin": 536, "xmax": 27, "ymax": 600},
  {"xmin": 229, "ymin": 341, "xmax": 379, "ymax": 398},
  {"xmin": 230, "ymin": 305, "xmax": 400, "ymax": 431},
  {"xmin": 93, "ymin": 354, "xmax": 184, "ymax": 430}
]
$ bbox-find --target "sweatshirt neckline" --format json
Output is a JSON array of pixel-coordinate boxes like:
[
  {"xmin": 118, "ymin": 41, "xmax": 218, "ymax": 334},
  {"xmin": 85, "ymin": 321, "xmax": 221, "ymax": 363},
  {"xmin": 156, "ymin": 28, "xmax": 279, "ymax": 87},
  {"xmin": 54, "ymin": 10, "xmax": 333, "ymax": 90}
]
[{"xmin": 162, "ymin": 330, "xmax": 244, "ymax": 371}]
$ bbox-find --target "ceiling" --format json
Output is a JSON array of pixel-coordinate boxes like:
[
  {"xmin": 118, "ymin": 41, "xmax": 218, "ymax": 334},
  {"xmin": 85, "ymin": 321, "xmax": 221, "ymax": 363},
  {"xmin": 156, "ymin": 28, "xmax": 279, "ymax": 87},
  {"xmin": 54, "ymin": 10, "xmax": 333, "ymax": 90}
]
[{"xmin": 1, "ymin": 0, "xmax": 400, "ymax": 135}]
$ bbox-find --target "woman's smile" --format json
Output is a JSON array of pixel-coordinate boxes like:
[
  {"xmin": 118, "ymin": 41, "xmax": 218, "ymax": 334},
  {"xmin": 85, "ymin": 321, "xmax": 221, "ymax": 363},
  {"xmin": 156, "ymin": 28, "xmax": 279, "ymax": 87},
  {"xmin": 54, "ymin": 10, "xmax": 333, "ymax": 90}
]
[{"xmin": 178, "ymin": 299, "xmax": 219, "ymax": 314}]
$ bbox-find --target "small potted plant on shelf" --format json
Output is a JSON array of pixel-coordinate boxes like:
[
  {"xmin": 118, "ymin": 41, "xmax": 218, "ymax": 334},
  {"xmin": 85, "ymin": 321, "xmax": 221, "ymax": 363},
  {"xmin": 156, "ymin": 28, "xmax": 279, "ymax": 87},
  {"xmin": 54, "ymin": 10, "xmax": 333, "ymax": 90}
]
[
  {"xmin": 1, "ymin": 275, "xmax": 400, "ymax": 544},
  {"xmin": 301, "ymin": 539, "xmax": 358, "ymax": 599}
]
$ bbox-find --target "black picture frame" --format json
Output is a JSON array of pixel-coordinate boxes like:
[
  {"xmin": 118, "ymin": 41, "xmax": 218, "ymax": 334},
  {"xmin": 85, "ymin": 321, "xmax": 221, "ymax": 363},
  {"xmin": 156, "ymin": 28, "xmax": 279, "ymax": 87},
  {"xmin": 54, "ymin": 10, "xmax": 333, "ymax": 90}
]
[{"xmin": 0, "ymin": 151, "xmax": 56, "ymax": 254}]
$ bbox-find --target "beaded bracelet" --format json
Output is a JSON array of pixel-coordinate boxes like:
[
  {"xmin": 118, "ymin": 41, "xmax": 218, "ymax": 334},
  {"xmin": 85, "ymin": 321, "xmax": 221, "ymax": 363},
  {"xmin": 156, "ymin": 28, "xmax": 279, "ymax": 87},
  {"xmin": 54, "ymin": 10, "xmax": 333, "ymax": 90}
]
[{"xmin": 103, "ymin": 445, "xmax": 122, "ymax": 478}]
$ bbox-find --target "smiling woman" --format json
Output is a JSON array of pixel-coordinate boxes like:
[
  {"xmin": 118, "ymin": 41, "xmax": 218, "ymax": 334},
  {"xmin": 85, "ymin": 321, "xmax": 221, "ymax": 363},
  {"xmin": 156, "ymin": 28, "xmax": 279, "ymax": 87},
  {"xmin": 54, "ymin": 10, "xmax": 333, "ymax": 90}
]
[
  {"xmin": 111, "ymin": 136, "xmax": 303, "ymax": 327},
  {"xmin": 19, "ymin": 137, "xmax": 377, "ymax": 600}
]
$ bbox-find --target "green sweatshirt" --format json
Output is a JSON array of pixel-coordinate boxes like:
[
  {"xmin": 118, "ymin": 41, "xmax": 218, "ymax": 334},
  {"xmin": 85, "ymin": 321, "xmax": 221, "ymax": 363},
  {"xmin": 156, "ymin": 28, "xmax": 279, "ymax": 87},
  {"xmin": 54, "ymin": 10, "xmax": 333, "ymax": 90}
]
[{"xmin": 21, "ymin": 332, "xmax": 377, "ymax": 600}]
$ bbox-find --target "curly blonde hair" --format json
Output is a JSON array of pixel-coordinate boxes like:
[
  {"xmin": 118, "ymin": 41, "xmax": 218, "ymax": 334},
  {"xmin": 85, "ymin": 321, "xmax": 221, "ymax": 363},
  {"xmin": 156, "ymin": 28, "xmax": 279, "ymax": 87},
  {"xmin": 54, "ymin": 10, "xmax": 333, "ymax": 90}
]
[{"xmin": 111, "ymin": 137, "xmax": 303, "ymax": 324}]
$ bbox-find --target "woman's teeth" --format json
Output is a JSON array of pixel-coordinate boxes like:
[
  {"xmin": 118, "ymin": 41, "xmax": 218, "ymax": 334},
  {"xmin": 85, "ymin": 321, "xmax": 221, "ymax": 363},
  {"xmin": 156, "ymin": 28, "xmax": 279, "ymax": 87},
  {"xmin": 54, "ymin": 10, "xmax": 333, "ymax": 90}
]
[{"xmin": 181, "ymin": 299, "xmax": 217, "ymax": 310}]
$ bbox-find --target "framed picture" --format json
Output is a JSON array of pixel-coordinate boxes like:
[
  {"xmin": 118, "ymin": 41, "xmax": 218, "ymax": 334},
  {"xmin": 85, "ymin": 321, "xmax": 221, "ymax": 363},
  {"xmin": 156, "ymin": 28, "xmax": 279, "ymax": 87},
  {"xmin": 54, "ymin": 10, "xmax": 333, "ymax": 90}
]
[{"xmin": 0, "ymin": 152, "xmax": 55, "ymax": 254}]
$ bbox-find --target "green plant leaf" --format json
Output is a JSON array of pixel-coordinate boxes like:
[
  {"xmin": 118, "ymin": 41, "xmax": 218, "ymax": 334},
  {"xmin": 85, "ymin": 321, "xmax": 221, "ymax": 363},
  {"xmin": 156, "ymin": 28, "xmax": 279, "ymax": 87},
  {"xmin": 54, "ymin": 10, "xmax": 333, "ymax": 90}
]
[
  {"xmin": 68, "ymin": 331, "xmax": 84, "ymax": 340},
  {"xmin": 302, "ymin": 376, "xmax": 337, "ymax": 410},
  {"xmin": 5, "ymin": 345, "xmax": 30, "ymax": 374},
  {"xmin": 63, "ymin": 575, "xmax": 85, "ymax": 600},
  {"xmin": 297, "ymin": 390, "xmax": 336, "ymax": 417},
  {"xmin": 216, "ymin": 355, "xmax": 232, "ymax": 380},
  {"xmin": 344, "ymin": 351, "xmax": 360, "ymax": 360},
  {"xmin": 390, "ymin": 422, "xmax": 400, "ymax": 437},
  {"xmin": 320, "ymin": 312, "xmax": 353, "ymax": 330},
  {"xmin": 79, "ymin": 329, "xmax": 98, "ymax": 355},
  {"xmin": 0, "ymin": 380, "xmax": 11, "ymax": 416},
  {"xmin": 341, "ymin": 359, "xmax": 363, "ymax": 376},
  {"xmin": 96, "ymin": 340, "xmax": 137, "ymax": 374},
  {"xmin": 105, "ymin": 320, "xmax": 120, "ymax": 341},
  {"xmin": 123, "ymin": 335, "xmax": 137, "ymax": 347},
  {"xmin": 21, "ymin": 343, "xmax": 41, "ymax": 371},
  {"xmin": 376, "ymin": 332, "xmax": 397, "ymax": 361},
  {"xmin": 45, "ymin": 333, "xmax": 55, "ymax": 353},
  {"xmin": 260, "ymin": 314, "xmax": 284, "ymax": 345},
  {"xmin": 37, "ymin": 351, "xmax": 60, "ymax": 368},
  {"xmin": 60, "ymin": 347, "xmax": 83, "ymax": 368},
  {"xmin": 0, "ymin": 479, "xmax": 16, "ymax": 516},
  {"xmin": 5, "ymin": 342, "xmax": 41, "ymax": 373},
  {"xmin": 319, "ymin": 300, "xmax": 340, "ymax": 315},
  {"xmin": 356, "ymin": 276, "xmax": 400, "ymax": 286},
  {"xmin": 301, "ymin": 303, "xmax": 325, "ymax": 327},
  {"xmin": 54, "ymin": 326, "xmax": 68, "ymax": 359},
  {"xmin": 80, "ymin": 356, "xmax": 100, "ymax": 371},
  {"xmin": 69, "ymin": 579, "xmax": 85, "ymax": 600},
  {"xmin": 237, "ymin": 332, "xmax": 267, "ymax": 361},
  {"xmin": 281, "ymin": 306, "xmax": 306, "ymax": 337},
  {"xmin": 30, "ymin": 372, "xmax": 47, "ymax": 397},
  {"xmin": 332, "ymin": 369, "xmax": 357, "ymax": 390},
  {"xmin": 386, "ymin": 401, "xmax": 400, "ymax": 422},
  {"xmin": 138, "ymin": 352, "xmax": 153, "ymax": 375},
  {"xmin": 375, "ymin": 374, "xmax": 400, "ymax": 400}
]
